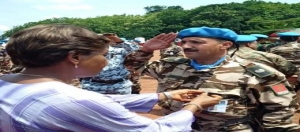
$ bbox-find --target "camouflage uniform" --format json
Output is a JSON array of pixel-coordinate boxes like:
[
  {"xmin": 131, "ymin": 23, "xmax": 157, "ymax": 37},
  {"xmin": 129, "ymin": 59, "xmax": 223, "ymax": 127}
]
[
  {"xmin": 256, "ymin": 43, "xmax": 268, "ymax": 52},
  {"xmin": 269, "ymin": 42, "xmax": 300, "ymax": 123},
  {"xmin": 264, "ymin": 42, "xmax": 283, "ymax": 52},
  {"xmin": 269, "ymin": 42, "xmax": 300, "ymax": 73},
  {"xmin": 0, "ymin": 46, "xmax": 12, "ymax": 75},
  {"xmin": 81, "ymin": 42, "xmax": 140, "ymax": 94},
  {"xmin": 128, "ymin": 69, "xmax": 142, "ymax": 94},
  {"xmin": 115, "ymin": 42, "xmax": 142, "ymax": 94},
  {"xmin": 160, "ymin": 44, "xmax": 184, "ymax": 59},
  {"xmin": 124, "ymin": 50, "xmax": 300, "ymax": 131},
  {"xmin": 229, "ymin": 47, "xmax": 297, "ymax": 77},
  {"xmin": 257, "ymin": 42, "xmax": 282, "ymax": 52},
  {"xmin": 0, "ymin": 46, "xmax": 26, "ymax": 74}
]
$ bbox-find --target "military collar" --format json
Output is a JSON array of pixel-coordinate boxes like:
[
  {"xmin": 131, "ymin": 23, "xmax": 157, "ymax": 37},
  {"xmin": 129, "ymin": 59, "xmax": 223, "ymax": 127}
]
[
  {"xmin": 287, "ymin": 41, "xmax": 299, "ymax": 44},
  {"xmin": 189, "ymin": 56, "xmax": 231, "ymax": 71},
  {"xmin": 238, "ymin": 47, "xmax": 253, "ymax": 51}
]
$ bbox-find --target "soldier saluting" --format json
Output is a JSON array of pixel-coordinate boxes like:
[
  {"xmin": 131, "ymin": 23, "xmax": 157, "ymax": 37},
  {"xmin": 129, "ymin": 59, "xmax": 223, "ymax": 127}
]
[{"xmin": 124, "ymin": 27, "xmax": 300, "ymax": 131}]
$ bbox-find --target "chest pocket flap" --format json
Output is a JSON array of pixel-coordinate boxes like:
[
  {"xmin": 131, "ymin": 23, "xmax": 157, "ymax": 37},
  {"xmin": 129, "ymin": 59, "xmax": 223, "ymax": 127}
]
[{"xmin": 159, "ymin": 64, "xmax": 191, "ymax": 90}]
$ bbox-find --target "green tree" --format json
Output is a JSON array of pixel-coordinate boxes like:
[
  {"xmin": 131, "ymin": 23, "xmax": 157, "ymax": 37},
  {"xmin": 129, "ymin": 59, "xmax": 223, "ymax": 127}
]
[
  {"xmin": 144, "ymin": 5, "xmax": 167, "ymax": 14},
  {"xmin": 2, "ymin": 1, "xmax": 300, "ymax": 38}
]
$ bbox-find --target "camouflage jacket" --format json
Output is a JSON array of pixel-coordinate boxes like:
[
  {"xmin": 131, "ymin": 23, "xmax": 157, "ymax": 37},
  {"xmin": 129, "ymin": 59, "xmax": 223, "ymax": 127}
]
[
  {"xmin": 269, "ymin": 42, "xmax": 300, "ymax": 73},
  {"xmin": 112, "ymin": 42, "xmax": 142, "ymax": 85},
  {"xmin": 124, "ymin": 50, "xmax": 300, "ymax": 132},
  {"xmin": 0, "ymin": 46, "xmax": 12, "ymax": 75},
  {"xmin": 265, "ymin": 42, "xmax": 283, "ymax": 52},
  {"xmin": 160, "ymin": 44, "xmax": 184, "ymax": 59},
  {"xmin": 257, "ymin": 42, "xmax": 282, "ymax": 52},
  {"xmin": 257, "ymin": 43, "xmax": 268, "ymax": 52},
  {"xmin": 229, "ymin": 47, "xmax": 297, "ymax": 78}
]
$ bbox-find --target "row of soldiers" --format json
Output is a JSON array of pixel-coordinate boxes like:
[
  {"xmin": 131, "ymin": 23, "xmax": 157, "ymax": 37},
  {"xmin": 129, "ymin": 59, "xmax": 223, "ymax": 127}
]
[
  {"xmin": 162, "ymin": 31, "xmax": 300, "ymax": 120},
  {"xmin": 164, "ymin": 32, "xmax": 300, "ymax": 86}
]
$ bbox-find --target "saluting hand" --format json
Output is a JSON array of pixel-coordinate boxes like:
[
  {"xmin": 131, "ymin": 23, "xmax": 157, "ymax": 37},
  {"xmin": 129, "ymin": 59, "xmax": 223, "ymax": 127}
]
[{"xmin": 141, "ymin": 33, "xmax": 177, "ymax": 52}]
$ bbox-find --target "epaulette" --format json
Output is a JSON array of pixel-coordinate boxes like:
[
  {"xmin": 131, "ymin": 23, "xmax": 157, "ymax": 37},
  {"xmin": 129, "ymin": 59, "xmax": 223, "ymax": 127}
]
[{"xmin": 161, "ymin": 57, "xmax": 190, "ymax": 63}]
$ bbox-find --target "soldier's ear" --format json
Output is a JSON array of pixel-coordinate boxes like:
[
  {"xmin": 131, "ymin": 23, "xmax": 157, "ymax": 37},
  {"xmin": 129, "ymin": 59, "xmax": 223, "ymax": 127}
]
[
  {"xmin": 220, "ymin": 41, "xmax": 233, "ymax": 50},
  {"xmin": 245, "ymin": 43, "xmax": 250, "ymax": 47}
]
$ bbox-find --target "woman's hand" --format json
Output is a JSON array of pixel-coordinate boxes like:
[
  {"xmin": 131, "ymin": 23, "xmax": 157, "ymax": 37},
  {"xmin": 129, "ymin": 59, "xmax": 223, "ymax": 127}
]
[
  {"xmin": 177, "ymin": 92, "xmax": 223, "ymax": 113},
  {"xmin": 159, "ymin": 89, "xmax": 205, "ymax": 102},
  {"xmin": 190, "ymin": 93, "xmax": 223, "ymax": 108}
]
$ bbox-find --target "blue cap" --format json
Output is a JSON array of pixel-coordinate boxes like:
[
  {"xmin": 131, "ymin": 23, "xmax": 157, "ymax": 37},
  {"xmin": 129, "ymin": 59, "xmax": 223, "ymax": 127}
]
[
  {"xmin": 250, "ymin": 34, "xmax": 268, "ymax": 38},
  {"xmin": 177, "ymin": 27, "xmax": 238, "ymax": 42},
  {"xmin": 236, "ymin": 35, "xmax": 258, "ymax": 42},
  {"xmin": 133, "ymin": 40, "xmax": 141, "ymax": 43},
  {"xmin": 277, "ymin": 32, "xmax": 300, "ymax": 37},
  {"xmin": 120, "ymin": 38, "xmax": 127, "ymax": 41}
]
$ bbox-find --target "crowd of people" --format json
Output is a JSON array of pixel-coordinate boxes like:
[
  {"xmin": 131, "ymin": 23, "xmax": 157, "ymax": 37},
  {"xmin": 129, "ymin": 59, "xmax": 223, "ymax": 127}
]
[{"xmin": 1, "ymin": 24, "xmax": 300, "ymax": 131}]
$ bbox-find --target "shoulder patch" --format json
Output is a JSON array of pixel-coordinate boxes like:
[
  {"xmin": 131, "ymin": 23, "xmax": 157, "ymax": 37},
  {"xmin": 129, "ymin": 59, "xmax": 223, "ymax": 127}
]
[
  {"xmin": 269, "ymin": 84, "xmax": 289, "ymax": 96},
  {"xmin": 245, "ymin": 65, "xmax": 275, "ymax": 79},
  {"xmin": 161, "ymin": 57, "xmax": 190, "ymax": 63},
  {"xmin": 235, "ymin": 58, "xmax": 276, "ymax": 79},
  {"xmin": 237, "ymin": 59, "xmax": 276, "ymax": 79}
]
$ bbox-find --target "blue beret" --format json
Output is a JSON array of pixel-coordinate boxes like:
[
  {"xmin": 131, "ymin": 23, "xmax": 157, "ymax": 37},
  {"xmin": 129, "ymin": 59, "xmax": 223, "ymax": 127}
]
[
  {"xmin": 278, "ymin": 32, "xmax": 300, "ymax": 37},
  {"xmin": 133, "ymin": 40, "xmax": 141, "ymax": 43},
  {"xmin": 250, "ymin": 34, "xmax": 268, "ymax": 38},
  {"xmin": 120, "ymin": 37, "xmax": 127, "ymax": 41},
  {"xmin": 236, "ymin": 35, "xmax": 258, "ymax": 43},
  {"xmin": 177, "ymin": 27, "xmax": 238, "ymax": 42}
]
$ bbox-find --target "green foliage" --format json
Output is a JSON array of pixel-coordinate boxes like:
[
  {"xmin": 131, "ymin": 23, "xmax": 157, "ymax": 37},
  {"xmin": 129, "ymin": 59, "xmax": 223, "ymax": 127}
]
[
  {"xmin": 2, "ymin": 1, "xmax": 300, "ymax": 38},
  {"xmin": 144, "ymin": 5, "xmax": 167, "ymax": 14}
]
